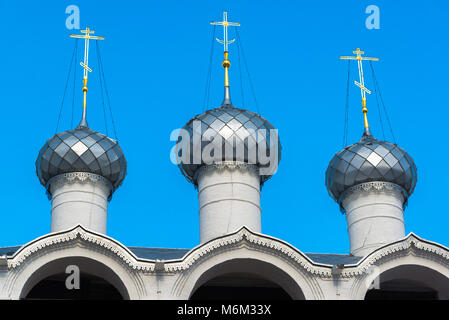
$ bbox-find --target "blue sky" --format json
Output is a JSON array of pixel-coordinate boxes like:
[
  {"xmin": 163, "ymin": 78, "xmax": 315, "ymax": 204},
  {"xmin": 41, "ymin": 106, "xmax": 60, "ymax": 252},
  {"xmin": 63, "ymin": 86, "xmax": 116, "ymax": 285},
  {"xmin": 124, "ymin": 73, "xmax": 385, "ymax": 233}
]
[{"xmin": 0, "ymin": 0, "xmax": 448, "ymax": 254}]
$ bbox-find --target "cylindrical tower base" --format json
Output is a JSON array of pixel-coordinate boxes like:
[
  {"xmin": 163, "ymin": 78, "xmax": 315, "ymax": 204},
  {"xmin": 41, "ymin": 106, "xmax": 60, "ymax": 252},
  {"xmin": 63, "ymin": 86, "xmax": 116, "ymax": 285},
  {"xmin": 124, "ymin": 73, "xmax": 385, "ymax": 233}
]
[
  {"xmin": 341, "ymin": 182, "xmax": 406, "ymax": 257},
  {"xmin": 197, "ymin": 162, "xmax": 261, "ymax": 243},
  {"xmin": 48, "ymin": 172, "xmax": 112, "ymax": 234}
]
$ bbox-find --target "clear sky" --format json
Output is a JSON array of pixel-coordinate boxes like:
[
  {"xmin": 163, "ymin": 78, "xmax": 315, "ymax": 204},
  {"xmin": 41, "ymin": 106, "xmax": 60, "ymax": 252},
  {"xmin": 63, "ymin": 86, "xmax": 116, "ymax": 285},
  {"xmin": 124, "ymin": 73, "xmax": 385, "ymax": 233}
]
[{"xmin": 0, "ymin": 0, "xmax": 448, "ymax": 254}]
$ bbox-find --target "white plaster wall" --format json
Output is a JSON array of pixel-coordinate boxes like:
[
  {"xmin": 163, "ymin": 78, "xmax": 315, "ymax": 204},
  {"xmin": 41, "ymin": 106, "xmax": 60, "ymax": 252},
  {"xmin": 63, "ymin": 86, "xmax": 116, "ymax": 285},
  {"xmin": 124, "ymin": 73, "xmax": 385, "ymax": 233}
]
[
  {"xmin": 197, "ymin": 167, "xmax": 261, "ymax": 243},
  {"xmin": 4, "ymin": 246, "xmax": 142, "ymax": 300},
  {"xmin": 50, "ymin": 179, "xmax": 110, "ymax": 234},
  {"xmin": 313, "ymin": 276, "xmax": 355, "ymax": 300},
  {"xmin": 0, "ymin": 266, "xmax": 8, "ymax": 300},
  {"xmin": 172, "ymin": 246, "xmax": 318, "ymax": 300},
  {"xmin": 350, "ymin": 255, "xmax": 449, "ymax": 300},
  {"xmin": 342, "ymin": 187, "xmax": 405, "ymax": 257},
  {"xmin": 3, "ymin": 229, "xmax": 449, "ymax": 300}
]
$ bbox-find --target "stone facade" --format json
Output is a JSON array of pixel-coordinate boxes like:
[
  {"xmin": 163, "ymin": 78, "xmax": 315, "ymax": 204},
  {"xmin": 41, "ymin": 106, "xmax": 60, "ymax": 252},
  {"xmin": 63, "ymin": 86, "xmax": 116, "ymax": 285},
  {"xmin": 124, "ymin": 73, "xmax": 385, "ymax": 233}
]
[{"xmin": 1, "ymin": 225, "xmax": 449, "ymax": 300}]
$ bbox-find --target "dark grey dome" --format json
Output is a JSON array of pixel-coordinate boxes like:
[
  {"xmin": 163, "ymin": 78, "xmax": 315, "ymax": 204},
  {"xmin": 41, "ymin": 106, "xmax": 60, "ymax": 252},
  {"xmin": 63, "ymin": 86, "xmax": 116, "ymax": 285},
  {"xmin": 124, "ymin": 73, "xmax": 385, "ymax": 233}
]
[
  {"xmin": 325, "ymin": 133, "xmax": 417, "ymax": 203},
  {"xmin": 36, "ymin": 125, "xmax": 127, "ymax": 192},
  {"xmin": 177, "ymin": 100, "xmax": 281, "ymax": 186}
]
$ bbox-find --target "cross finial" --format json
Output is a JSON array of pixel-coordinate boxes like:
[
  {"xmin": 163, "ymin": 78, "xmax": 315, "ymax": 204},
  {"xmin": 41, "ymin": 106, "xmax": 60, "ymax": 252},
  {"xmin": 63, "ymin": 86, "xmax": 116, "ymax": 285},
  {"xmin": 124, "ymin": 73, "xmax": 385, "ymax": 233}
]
[
  {"xmin": 340, "ymin": 48, "xmax": 379, "ymax": 135},
  {"xmin": 211, "ymin": 11, "xmax": 240, "ymax": 52},
  {"xmin": 210, "ymin": 12, "xmax": 240, "ymax": 106},
  {"xmin": 69, "ymin": 27, "xmax": 105, "ymax": 127}
]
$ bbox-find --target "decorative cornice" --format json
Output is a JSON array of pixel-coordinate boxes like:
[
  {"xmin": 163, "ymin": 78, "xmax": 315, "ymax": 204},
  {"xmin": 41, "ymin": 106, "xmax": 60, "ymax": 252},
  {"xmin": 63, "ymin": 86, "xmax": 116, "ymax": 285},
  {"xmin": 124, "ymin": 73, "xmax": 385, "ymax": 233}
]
[
  {"xmin": 338, "ymin": 181, "xmax": 409, "ymax": 212},
  {"xmin": 340, "ymin": 233, "xmax": 449, "ymax": 278},
  {"xmin": 6, "ymin": 225, "xmax": 449, "ymax": 284},
  {"xmin": 5, "ymin": 225, "xmax": 330, "ymax": 277},
  {"xmin": 194, "ymin": 161, "xmax": 259, "ymax": 183},
  {"xmin": 7, "ymin": 225, "xmax": 154, "ymax": 272},
  {"xmin": 6, "ymin": 226, "xmax": 332, "ymax": 278},
  {"xmin": 46, "ymin": 172, "xmax": 113, "ymax": 200},
  {"xmin": 164, "ymin": 227, "xmax": 332, "ymax": 277}
]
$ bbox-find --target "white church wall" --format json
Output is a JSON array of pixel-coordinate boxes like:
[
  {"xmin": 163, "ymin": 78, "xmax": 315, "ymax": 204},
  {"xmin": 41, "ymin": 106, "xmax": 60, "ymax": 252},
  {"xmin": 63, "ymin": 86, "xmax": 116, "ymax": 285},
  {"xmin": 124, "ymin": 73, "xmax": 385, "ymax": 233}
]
[
  {"xmin": 349, "ymin": 252, "xmax": 449, "ymax": 300},
  {"xmin": 2, "ymin": 227, "xmax": 449, "ymax": 300},
  {"xmin": 197, "ymin": 166, "xmax": 261, "ymax": 243},
  {"xmin": 342, "ymin": 184, "xmax": 405, "ymax": 256},
  {"xmin": 0, "ymin": 227, "xmax": 144, "ymax": 300},
  {"xmin": 49, "ymin": 175, "xmax": 111, "ymax": 234},
  {"xmin": 172, "ymin": 246, "xmax": 314, "ymax": 300}
]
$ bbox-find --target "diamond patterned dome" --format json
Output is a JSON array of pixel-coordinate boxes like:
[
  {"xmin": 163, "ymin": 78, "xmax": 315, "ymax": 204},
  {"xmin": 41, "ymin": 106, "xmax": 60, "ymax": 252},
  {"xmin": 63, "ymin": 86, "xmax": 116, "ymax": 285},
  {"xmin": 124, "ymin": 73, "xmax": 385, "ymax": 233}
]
[
  {"xmin": 178, "ymin": 102, "xmax": 281, "ymax": 186},
  {"xmin": 325, "ymin": 133, "xmax": 417, "ymax": 203},
  {"xmin": 36, "ymin": 125, "xmax": 127, "ymax": 192}
]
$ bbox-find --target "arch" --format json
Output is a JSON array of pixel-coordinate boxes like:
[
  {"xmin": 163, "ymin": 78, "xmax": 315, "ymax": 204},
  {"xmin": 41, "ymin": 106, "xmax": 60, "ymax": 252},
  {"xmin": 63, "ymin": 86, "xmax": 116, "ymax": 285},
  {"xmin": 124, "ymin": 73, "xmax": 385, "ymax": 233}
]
[
  {"xmin": 24, "ymin": 261, "xmax": 124, "ymax": 300},
  {"xmin": 175, "ymin": 246, "xmax": 322, "ymax": 300},
  {"xmin": 364, "ymin": 264, "xmax": 449, "ymax": 300},
  {"xmin": 189, "ymin": 259, "xmax": 297, "ymax": 300},
  {"xmin": 6, "ymin": 244, "xmax": 143, "ymax": 300},
  {"xmin": 20, "ymin": 257, "xmax": 128, "ymax": 299},
  {"xmin": 352, "ymin": 254, "xmax": 449, "ymax": 300}
]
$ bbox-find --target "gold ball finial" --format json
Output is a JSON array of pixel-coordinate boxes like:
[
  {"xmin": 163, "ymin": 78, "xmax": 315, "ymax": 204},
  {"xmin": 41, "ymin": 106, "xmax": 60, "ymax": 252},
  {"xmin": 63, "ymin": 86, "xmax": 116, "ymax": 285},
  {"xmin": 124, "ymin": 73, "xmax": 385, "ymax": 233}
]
[
  {"xmin": 362, "ymin": 98, "xmax": 368, "ymax": 114},
  {"xmin": 223, "ymin": 51, "xmax": 230, "ymax": 68},
  {"xmin": 82, "ymin": 78, "xmax": 88, "ymax": 93}
]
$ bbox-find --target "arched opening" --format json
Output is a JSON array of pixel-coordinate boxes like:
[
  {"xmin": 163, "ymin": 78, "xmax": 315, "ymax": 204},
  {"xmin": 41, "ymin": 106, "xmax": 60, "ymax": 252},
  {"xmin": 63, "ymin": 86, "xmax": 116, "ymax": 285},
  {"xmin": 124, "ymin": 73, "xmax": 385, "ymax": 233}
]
[
  {"xmin": 25, "ymin": 272, "xmax": 122, "ymax": 300},
  {"xmin": 365, "ymin": 265, "xmax": 449, "ymax": 300},
  {"xmin": 191, "ymin": 272, "xmax": 291, "ymax": 300},
  {"xmin": 20, "ymin": 257, "xmax": 129, "ymax": 300},
  {"xmin": 189, "ymin": 259, "xmax": 305, "ymax": 300}
]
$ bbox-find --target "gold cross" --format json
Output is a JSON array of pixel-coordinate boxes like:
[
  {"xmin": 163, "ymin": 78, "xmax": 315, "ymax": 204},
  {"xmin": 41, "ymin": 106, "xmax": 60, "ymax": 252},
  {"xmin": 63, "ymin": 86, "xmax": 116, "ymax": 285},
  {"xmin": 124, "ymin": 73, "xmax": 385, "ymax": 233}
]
[
  {"xmin": 211, "ymin": 11, "xmax": 240, "ymax": 52},
  {"xmin": 210, "ymin": 12, "xmax": 240, "ymax": 88},
  {"xmin": 340, "ymin": 48, "xmax": 379, "ymax": 132},
  {"xmin": 70, "ymin": 27, "xmax": 104, "ymax": 80},
  {"xmin": 69, "ymin": 27, "xmax": 105, "ymax": 126}
]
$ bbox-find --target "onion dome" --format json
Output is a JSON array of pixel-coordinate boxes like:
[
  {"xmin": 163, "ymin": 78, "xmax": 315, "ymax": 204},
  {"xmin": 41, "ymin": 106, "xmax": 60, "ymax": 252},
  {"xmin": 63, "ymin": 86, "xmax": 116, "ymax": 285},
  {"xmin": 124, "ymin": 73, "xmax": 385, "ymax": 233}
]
[
  {"xmin": 36, "ymin": 123, "xmax": 127, "ymax": 195},
  {"xmin": 178, "ymin": 88, "xmax": 281, "ymax": 185},
  {"xmin": 177, "ymin": 12, "xmax": 281, "ymax": 186},
  {"xmin": 36, "ymin": 27, "xmax": 126, "ymax": 197},
  {"xmin": 325, "ymin": 132, "xmax": 417, "ymax": 204},
  {"xmin": 327, "ymin": 47, "xmax": 418, "ymax": 206}
]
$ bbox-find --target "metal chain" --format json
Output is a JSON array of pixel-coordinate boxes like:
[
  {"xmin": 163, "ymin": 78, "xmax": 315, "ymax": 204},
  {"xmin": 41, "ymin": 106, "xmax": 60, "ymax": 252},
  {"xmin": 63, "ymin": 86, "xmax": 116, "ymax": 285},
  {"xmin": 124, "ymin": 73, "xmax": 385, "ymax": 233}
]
[
  {"xmin": 343, "ymin": 60, "xmax": 350, "ymax": 147},
  {"xmin": 369, "ymin": 61, "xmax": 396, "ymax": 144},
  {"xmin": 71, "ymin": 40, "xmax": 78, "ymax": 129},
  {"xmin": 235, "ymin": 28, "xmax": 260, "ymax": 114},
  {"xmin": 203, "ymin": 25, "xmax": 216, "ymax": 111},
  {"xmin": 96, "ymin": 41, "xmax": 109, "ymax": 136},
  {"xmin": 236, "ymin": 34, "xmax": 244, "ymax": 108},
  {"xmin": 370, "ymin": 61, "xmax": 385, "ymax": 140},
  {"xmin": 96, "ymin": 41, "xmax": 118, "ymax": 141},
  {"xmin": 55, "ymin": 39, "xmax": 78, "ymax": 133}
]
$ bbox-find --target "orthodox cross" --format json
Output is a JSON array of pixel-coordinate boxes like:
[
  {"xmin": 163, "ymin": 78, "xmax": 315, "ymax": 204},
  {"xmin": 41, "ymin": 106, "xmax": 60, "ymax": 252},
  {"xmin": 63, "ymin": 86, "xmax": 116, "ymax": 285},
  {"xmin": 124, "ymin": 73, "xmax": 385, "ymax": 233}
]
[
  {"xmin": 340, "ymin": 48, "xmax": 379, "ymax": 132},
  {"xmin": 211, "ymin": 11, "xmax": 240, "ymax": 52},
  {"xmin": 69, "ymin": 27, "xmax": 105, "ymax": 126},
  {"xmin": 211, "ymin": 12, "xmax": 240, "ymax": 87}
]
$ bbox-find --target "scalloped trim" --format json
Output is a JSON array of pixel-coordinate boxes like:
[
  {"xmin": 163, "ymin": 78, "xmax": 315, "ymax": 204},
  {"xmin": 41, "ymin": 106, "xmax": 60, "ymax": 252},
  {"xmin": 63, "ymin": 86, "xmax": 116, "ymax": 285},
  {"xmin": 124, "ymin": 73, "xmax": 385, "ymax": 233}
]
[
  {"xmin": 6, "ymin": 226, "xmax": 330, "ymax": 277},
  {"xmin": 194, "ymin": 161, "xmax": 259, "ymax": 182},
  {"xmin": 46, "ymin": 172, "xmax": 113, "ymax": 200},
  {"xmin": 8, "ymin": 226, "xmax": 154, "ymax": 272},
  {"xmin": 7, "ymin": 226, "xmax": 449, "ymax": 282},
  {"xmin": 164, "ymin": 228, "xmax": 332, "ymax": 277},
  {"xmin": 341, "ymin": 234, "xmax": 449, "ymax": 278},
  {"xmin": 338, "ymin": 181, "xmax": 409, "ymax": 211}
]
